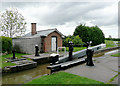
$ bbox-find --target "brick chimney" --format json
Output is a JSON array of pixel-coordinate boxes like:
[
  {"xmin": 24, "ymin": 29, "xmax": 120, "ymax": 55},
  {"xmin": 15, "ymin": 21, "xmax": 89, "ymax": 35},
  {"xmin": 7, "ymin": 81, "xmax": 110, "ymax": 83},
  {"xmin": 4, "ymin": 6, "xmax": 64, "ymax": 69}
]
[{"xmin": 31, "ymin": 23, "xmax": 37, "ymax": 35}]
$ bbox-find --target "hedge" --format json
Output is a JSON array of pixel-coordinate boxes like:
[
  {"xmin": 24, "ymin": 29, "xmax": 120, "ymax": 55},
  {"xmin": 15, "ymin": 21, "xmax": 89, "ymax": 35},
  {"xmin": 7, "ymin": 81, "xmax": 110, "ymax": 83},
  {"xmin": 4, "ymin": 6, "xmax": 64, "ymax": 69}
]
[
  {"xmin": 105, "ymin": 38, "xmax": 120, "ymax": 41},
  {"xmin": 0, "ymin": 36, "xmax": 12, "ymax": 53}
]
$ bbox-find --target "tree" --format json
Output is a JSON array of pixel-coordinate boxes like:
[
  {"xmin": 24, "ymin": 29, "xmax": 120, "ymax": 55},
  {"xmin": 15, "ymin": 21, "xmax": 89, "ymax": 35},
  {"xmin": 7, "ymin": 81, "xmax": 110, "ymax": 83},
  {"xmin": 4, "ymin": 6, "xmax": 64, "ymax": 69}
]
[
  {"xmin": 63, "ymin": 35, "xmax": 72, "ymax": 47},
  {"xmin": 90, "ymin": 26, "xmax": 105, "ymax": 45},
  {"xmin": 0, "ymin": 36, "xmax": 12, "ymax": 53},
  {"xmin": 63, "ymin": 35, "xmax": 84, "ymax": 47},
  {"xmin": 72, "ymin": 35, "xmax": 83, "ymax": 45},
  {"xmin": 74, "ymin": 24, "xmax": 105, "ymax": 46},
  {"xmin": 0, "ymin": 8, "xmax": 27, "ymax": 38}
]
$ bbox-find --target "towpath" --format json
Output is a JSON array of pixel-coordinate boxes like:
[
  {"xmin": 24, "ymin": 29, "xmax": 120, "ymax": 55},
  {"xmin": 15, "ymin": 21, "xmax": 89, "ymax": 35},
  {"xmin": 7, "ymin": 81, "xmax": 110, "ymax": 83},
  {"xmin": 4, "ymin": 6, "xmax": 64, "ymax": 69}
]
[{"xmin": 64, "ymin": 49, "xmax": 119, "ymax": 84}]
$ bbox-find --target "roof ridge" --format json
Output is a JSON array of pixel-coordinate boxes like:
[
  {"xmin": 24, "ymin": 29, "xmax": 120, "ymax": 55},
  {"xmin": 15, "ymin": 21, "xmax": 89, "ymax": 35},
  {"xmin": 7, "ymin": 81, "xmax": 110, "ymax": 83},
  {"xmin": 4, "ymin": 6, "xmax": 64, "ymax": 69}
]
[
  {"xmin": 22, "ymin": 28, "xmax": 64, "ymax": 38},
  {"xmin": 37, "ymin": 28, "xmax": 56, "ymax": 32}
]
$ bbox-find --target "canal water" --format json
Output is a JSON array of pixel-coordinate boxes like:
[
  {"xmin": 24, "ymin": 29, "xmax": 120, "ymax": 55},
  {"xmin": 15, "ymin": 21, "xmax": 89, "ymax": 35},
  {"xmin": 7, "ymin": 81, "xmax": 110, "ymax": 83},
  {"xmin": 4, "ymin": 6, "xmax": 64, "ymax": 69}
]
[{"xmin": 2, "ymin": 63, "xmax": 50, "ymax": 84}]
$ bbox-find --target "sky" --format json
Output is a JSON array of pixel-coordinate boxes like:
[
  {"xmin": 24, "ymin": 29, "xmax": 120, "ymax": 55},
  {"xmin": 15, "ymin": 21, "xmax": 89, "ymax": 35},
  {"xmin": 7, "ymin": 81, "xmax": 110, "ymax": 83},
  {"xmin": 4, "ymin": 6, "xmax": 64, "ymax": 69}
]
[{"xmin": 0, "ymin": 0, "xmax": 119, "ymax": 38}]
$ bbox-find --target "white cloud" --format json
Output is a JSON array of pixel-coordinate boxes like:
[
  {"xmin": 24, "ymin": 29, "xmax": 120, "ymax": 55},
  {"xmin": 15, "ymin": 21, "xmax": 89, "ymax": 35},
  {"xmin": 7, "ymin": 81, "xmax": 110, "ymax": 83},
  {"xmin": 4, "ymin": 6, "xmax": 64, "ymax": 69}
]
[
  {"xmin": 0, "ymin": 1, "xmax": 119, "ymax": 38},
  {"xmin": 100, "ymin": 25, "xmax": 118, "ymax": 38}
]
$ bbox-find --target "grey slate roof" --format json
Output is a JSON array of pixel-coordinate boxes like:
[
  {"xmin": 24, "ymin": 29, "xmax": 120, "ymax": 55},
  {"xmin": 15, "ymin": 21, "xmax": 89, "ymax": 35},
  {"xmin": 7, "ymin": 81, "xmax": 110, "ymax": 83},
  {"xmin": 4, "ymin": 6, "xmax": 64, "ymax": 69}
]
[{"xmin": 22, "ymin": 28, "xmax": 63, "ymax": 38}]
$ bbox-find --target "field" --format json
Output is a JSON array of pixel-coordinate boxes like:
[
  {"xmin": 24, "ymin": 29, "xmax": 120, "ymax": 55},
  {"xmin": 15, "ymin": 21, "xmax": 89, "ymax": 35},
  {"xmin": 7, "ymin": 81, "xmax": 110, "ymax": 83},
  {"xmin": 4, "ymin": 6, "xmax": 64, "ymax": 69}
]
[
  {"xmin": 66, "ymin": 47, "xmax": 86, "ymax": 52},
  {"xmin": 105, "ymin": 40, "xmax": 118, "ymax": 48}
]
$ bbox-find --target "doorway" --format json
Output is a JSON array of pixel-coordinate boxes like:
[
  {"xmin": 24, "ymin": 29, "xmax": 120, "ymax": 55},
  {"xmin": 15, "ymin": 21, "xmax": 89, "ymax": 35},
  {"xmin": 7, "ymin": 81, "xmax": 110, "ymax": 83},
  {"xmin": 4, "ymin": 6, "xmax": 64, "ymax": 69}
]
[{"xmin": 51, "ymin": 36, "xmax": 57, "ymax": 51}]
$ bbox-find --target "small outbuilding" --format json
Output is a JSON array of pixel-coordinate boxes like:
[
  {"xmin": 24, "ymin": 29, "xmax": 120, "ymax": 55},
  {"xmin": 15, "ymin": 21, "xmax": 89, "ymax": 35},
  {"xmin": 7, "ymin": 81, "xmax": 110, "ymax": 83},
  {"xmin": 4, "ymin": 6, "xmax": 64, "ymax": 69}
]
[{"xmin": 12, "ymin": 23, "xmax": 63, "ymax": 54}]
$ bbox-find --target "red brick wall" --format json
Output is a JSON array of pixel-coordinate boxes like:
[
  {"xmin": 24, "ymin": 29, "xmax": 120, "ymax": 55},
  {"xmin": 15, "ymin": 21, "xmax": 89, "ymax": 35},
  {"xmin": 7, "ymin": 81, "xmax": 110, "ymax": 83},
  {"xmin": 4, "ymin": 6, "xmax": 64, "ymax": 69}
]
[{"xmin": 44, "ymin": 31, "xmax": 62, "ymax": 52}]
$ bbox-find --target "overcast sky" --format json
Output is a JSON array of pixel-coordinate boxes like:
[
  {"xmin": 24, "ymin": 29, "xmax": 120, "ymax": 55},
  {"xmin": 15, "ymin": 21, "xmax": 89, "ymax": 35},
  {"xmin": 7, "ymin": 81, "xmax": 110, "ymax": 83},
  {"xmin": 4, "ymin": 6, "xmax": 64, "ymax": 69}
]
[{"xmin": 0, "ymin": 0, "xmax": 119, "ymax": 38}]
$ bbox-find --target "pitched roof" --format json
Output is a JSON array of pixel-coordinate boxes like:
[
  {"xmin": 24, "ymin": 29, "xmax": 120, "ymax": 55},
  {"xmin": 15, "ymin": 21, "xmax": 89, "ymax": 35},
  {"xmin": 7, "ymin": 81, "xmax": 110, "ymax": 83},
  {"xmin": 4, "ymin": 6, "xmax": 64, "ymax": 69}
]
[{"xmin": 22, "ymin": 28, "xmax": 64, "ymax": 38}]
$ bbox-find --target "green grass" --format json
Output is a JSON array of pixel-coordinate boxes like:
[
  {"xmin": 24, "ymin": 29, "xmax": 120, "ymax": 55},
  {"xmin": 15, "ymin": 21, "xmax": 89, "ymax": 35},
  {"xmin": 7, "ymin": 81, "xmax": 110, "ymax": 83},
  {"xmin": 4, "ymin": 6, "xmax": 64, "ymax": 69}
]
[
  {"xmin": 66, "ymin": 47, "xmax": 86, "ymax": 52},
  {"xmin": 105, "ymin": 40, "xmax": 117, "ymax": 48},
  {"xmin": 111, "ymin": 53, "xmax": 120, "ymax": 57},
  {"xmin": 1, "ymin": 62, "xmax": 16, "ymax": 68},
  {"xmin": 65, "ymin": 40, "xmax": 118, "ymax": 52},
  {"xmin": 24, "ymin": 72, "xmax": 104, "ymax": 85},
  {"xmin": 107, "ymin": 72, "xmax": 120, "ymax": 84},
  {"xmin": 0, "ymin": 53, "xmax": 30, "ymax": 68}
]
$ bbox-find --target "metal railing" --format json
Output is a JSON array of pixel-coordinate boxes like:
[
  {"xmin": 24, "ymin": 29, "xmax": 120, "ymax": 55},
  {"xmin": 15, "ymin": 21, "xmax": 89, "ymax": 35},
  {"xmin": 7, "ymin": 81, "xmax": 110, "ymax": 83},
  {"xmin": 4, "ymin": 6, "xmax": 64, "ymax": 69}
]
[{"xmin": 57, "ymin": 47, "xmax": 67, "ymax": 56}]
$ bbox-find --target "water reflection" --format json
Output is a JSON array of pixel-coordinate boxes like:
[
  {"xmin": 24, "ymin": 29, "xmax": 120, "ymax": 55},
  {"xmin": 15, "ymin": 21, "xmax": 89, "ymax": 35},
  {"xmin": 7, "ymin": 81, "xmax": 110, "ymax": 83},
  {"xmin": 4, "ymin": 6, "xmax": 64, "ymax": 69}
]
[{"xmin": 2, "ymin": 63, "xmax": 50, "ymax": 84}]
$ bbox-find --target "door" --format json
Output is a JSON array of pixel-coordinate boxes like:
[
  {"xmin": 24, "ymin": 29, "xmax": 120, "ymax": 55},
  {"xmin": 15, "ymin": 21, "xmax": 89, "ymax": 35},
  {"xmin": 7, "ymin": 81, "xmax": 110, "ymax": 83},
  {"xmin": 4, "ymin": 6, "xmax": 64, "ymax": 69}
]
[{"xmin": 51, "ymin": 37, "xmax": 57, "ymax": 51}]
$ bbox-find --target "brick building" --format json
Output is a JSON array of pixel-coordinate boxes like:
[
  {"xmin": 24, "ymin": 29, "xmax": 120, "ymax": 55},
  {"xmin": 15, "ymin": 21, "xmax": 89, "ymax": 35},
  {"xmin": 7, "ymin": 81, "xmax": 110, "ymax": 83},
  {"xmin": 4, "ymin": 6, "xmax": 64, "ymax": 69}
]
[{"xmin": 12, "ymin": 23, "xmax": 63, "ymax": 54}]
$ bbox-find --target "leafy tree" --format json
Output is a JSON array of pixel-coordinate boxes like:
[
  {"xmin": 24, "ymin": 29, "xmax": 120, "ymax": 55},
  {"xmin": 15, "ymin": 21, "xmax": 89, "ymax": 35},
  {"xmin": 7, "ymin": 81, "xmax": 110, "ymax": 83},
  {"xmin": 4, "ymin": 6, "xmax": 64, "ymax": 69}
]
[
  {"xmin": 74, "ymin": 24, "xmax": 105, "ymax": 46},
  {"xmin": 72, "ymin": 35, "xmax": 83, "ymax": 45},
  {"xmin": 63, "ymin": 35, "xmax": 84, "ymax": 47},
  {"xmin": 0, "ymin": 36, "xmax": 12, "ymax": 53},
  {"xmin": 63, "ymin": 35, "xmax": 72, "ymax": 47},
  {"xmin": 0, "ymin": 8, "xmax": 27, "ymax": 38}
]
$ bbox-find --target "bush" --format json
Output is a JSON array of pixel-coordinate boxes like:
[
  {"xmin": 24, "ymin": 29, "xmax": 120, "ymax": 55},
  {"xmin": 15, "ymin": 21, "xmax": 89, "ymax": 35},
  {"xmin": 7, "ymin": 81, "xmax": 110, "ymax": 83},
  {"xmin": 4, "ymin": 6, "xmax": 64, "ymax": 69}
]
[
  {"xmin": 0, "ymin": 36, "xmax": 12, "ymax": 53},
  {"xmin": 105, "ymin": 38, "xmax": 120, "ymax": 41},
  {"xmin": 74, "ymin": 24, "xmax": 105, "ymax": 46},
  {"xmin": 63, "ymin": 35, "xmax": 84, "ymax": 47}
]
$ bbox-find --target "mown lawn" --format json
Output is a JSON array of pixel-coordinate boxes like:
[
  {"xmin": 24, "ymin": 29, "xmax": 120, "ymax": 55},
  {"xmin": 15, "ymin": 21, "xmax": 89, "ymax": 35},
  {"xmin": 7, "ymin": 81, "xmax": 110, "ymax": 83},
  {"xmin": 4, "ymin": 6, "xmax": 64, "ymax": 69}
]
[
  {"xmin": 111, "ymin": 53, "xmax": 120, "ymax": 57},
  {"xmin": 66, "ymin": 47, "xmax": 86, "ymax": 52},
  {"xmin": 105, "ymin": 40, "xmax": 117, "ymax": 48},
  {"xmin": 0, "ymin": 53, "xmax": 30, "ymax": 68},
  {"xmin": 64, "ymin": 40, "xmax": 118, "ymax": 52},
  {"xmin": 24, "ymin": 72, "xmax": 104, "ymax": 85}
]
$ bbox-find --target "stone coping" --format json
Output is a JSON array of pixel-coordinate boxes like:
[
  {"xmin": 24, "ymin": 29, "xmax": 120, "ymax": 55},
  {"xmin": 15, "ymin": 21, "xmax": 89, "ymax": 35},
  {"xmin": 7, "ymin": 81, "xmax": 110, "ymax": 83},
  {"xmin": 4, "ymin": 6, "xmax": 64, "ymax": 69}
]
[{"xmin": 94, "ymin": 46, "xmax": 120, "ymax": 54}]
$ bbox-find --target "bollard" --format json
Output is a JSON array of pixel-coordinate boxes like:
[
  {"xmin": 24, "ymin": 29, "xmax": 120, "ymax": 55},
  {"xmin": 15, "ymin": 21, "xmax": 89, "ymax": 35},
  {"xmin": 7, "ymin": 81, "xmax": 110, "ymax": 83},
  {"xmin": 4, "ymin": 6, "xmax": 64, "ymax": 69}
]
[
  {"xmin": 12, "ymin": 48, "xmax": 16, "ymax": 59},
  {"xmin": 50, "ymin": 53, "xmax": 59, "ymax": 65},
  {"xmin": 86, "ymin": 48, "xmax": 94, "ymax": 66},
  {"xmin": 35, "ymin": 45, "xmax": 40, "ymax": 56},
  {"xmin": 68, "ymin": 41, "xmax": 73, "ymax": 61}
]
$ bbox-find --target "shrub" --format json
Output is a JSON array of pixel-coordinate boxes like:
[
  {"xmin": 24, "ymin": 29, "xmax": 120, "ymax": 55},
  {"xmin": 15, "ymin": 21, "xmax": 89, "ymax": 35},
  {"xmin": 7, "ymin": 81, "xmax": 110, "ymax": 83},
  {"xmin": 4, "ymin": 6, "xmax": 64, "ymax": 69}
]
[
  {"xmin": 105, "ymin": 38, "xmax": 120, "ymax": 41},
  {"xmin": 0, "ymin": 36, "xmax": 12, "ymax": 53},
  {"xmin": 74, "ymin": 24, "xmax": 105, "ymax": 46},
  {"xmin": 63, "ymin": 35, "xmax": 84, "ymax": 47}
]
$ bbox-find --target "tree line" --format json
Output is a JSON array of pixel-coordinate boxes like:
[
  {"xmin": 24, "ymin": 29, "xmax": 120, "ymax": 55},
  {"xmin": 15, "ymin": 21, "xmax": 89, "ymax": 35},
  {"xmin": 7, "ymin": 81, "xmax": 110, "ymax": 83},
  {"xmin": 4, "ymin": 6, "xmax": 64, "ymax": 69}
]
[
  {"xmin": 63, "ymin": 24, "xmax": 105, "ymax": 46},
  {"xmin": 105, "ymin": 38, "xmax": 120, "ymax": 41}
]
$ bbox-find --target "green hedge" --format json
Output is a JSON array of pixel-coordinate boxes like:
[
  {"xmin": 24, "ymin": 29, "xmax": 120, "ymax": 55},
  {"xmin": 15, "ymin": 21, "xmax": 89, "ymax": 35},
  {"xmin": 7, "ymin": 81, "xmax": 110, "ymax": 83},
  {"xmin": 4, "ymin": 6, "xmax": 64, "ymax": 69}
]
[
  {"xmin": 105, "ymin": 38, "xmax": 120, "ymax": 41},
  {"xmin": 0, "ymin": 36, "xmax": 12, "ymax": 53}
]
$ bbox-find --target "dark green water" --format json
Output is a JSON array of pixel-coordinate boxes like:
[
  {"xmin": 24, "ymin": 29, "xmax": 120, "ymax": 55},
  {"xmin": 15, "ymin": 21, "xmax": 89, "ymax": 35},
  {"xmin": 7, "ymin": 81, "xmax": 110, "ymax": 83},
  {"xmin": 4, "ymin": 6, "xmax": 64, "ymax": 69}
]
[{"xmin": 2, "ymin": 63, "xmax": 50, "ymax": 84}]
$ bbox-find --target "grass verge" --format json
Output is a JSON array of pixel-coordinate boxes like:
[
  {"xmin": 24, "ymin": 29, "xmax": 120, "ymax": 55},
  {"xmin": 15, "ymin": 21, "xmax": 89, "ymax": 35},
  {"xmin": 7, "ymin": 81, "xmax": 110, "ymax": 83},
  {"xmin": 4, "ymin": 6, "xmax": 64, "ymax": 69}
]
[
  {"xmin": 111, "ymin": 53, "xmax": 120, "ymax": 57},
  {"xmin": 105, "ymin": 40, "xmax": 117, "ymax": 48},
  {"xmin": 24, "ymin": 72, "xmax": 104, "ymax": 85},
  {"xmin": 64, "ymin": 40, "xmax": 117, "ymax": 52},
  {"xmin": 107, "ymin": 72, "xmax": 120, "ymax": 84},
  {"xmin": 66, "ymin": 47, "xmax": 86, "ymax": 52},
  {"xmin": 0, "ymin": 53, "xmax": 30, "ymax": 68}
]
